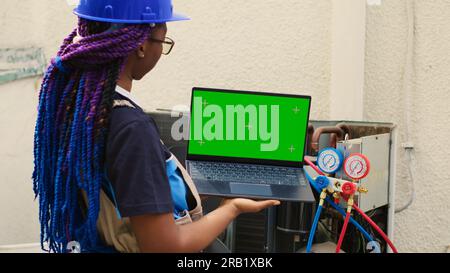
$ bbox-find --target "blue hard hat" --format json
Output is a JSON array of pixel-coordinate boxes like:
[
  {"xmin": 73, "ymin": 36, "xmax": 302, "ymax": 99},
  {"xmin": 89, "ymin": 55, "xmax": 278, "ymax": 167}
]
[{"xmin": 74, "ymin": 0, "xmax": 189, "ymax": 24}]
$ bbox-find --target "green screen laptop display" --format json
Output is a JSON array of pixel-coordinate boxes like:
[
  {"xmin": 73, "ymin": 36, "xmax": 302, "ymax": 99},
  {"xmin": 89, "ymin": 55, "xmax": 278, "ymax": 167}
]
[{"xmin": 188, "ymin": 88, "xmax": 311, "ymax": 164}]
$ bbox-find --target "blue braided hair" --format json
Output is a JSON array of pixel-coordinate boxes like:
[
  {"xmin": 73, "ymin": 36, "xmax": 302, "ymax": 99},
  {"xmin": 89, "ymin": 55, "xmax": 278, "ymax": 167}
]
[{"xmin": 32, "ymin": 18, "xmax": 152, "ymax": 252}]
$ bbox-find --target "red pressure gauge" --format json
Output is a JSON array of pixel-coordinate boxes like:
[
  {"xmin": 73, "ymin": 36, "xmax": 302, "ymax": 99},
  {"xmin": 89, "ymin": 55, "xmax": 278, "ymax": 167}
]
[{"xmin": 343, "ymin": 153, "xmax": 370, "ymax": 180}]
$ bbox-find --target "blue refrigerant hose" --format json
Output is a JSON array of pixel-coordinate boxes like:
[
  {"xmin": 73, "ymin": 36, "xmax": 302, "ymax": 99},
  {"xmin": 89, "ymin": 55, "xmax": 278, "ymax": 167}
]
[
  {"xmin": 304, "ymin": 171, "xmax": 374, "ymax": 243},
  {"xmin": 306, "ymin": 203, "xmax": 323, "ymax": 253}
]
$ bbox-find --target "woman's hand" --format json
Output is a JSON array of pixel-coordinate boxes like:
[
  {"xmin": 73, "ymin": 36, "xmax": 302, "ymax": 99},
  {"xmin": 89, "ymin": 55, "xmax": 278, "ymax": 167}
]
[{"xmin": 220, "ymin": 198, "xmax": 281, "ymax": 216}]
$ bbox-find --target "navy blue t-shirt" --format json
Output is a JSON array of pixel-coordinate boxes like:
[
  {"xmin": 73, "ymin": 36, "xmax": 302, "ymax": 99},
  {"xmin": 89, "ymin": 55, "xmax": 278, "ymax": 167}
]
[{"xmin": 105, "ymin": 92, "xmax": 174, "ymax": 217}]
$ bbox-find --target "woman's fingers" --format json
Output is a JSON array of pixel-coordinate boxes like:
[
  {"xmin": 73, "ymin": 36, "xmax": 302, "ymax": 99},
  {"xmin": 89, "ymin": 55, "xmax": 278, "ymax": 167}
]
[
  {"xmin": 241, "ymin": 199, "xmax": 281, "ymax": 213},
  {"xmin": 255, "ymin": 200, "xmax": 281, "ymax": 211},
  {"xmin": 219, "ymin": 198, "xmax": 281, "ymax": 214}
]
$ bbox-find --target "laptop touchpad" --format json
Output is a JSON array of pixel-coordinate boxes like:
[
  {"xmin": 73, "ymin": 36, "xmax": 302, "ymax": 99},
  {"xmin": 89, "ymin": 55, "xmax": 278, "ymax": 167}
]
[{"xmin": 230, "ymin": 183, "xmax": 272, "ymax": 196}]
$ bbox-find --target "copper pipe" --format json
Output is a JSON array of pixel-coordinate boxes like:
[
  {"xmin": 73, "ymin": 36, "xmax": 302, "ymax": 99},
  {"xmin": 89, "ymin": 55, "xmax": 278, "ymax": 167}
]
[
  {"xmin": 311, "ymin": 126, "xmax": 345, "ymax": 153},
  {"xmin": 330, "ymin": 123, "xmax": 352, "ymax": 146},
  {"xmin": 306, "ymin": 124, "xmax": 315, "ymax": 155}
]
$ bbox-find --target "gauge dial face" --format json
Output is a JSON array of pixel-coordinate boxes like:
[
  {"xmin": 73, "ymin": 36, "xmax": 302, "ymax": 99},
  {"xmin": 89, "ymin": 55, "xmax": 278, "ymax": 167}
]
[
  {"xmin": 317, "ymin": 148, "xmax": 343, "ymax": 174},
  {"xmin": 344, "ymin": 153, "xmax": 370, "ymax": 180}
]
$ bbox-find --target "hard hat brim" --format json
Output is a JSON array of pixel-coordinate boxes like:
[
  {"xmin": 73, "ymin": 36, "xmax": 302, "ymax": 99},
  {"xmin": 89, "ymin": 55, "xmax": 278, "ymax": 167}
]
[{"xmin": 73, "ymin": 9, "xmax": 190, "ymax": 24}]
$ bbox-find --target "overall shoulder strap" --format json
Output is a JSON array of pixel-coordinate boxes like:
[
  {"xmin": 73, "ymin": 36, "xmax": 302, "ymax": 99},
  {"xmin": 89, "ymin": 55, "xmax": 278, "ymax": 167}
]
[
  {"xmin": 171, "ymin": 153, "xmax": 204, "ymax": 221},
  {"xmin": 160, "ymin": 140, "xmax": 204, "ymax": 222}
]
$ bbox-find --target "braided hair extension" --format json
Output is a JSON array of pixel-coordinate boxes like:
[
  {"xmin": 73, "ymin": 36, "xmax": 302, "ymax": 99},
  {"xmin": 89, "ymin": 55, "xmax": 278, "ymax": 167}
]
[{"xmin": 33, "ymin": 18, "xmax": 152, "ymax": 252}]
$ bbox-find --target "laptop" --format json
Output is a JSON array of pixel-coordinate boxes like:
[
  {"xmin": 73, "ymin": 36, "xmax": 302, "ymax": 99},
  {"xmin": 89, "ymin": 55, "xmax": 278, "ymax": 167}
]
[{"xmin": 186, "ymin": 87, "xmax": 315, "ymax": 202}]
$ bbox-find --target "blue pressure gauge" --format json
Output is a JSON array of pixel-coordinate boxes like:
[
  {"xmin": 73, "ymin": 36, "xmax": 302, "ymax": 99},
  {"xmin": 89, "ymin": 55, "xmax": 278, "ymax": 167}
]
[{"xmin": 317, "ymin": 148, "xmax": 344, "ymax": 174}]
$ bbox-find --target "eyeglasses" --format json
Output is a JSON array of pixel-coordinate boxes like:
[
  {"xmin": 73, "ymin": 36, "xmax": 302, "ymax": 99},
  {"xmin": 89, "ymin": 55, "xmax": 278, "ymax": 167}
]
[{"xmin": 148, "ymin": 37, "xmax": 175, "ymax": 55}]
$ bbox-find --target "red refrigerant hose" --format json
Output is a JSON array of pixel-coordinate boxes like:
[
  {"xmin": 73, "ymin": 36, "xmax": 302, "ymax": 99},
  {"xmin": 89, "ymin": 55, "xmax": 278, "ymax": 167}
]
[
  {"xmin": 304, "ymin": 157, "xmax": 324, "ymax": 176},
  {"xmin": 336, "ymin": 183, "xmax": 356, "ymax": 253},
  {"xmin": 335, "ymin": 211, "xmax": 351, "ymax": 253}
]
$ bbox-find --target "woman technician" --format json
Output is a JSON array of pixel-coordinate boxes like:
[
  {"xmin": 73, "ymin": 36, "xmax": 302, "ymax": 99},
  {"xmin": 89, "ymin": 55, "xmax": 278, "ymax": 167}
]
[{"xmin": 33, "ymin": 0, "xmax": 279, "ymax": 253}]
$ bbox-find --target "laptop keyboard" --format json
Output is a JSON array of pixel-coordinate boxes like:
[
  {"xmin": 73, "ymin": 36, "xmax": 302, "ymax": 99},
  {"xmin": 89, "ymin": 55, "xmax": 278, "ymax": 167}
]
[{"xmin": 189, "ymin": 161, "xmax": 307, "ymax": 186}]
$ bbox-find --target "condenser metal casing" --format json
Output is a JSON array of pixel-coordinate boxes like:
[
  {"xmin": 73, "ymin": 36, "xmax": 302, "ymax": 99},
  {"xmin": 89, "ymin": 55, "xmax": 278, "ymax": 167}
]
[
  {"xmin": 148, "ymin": 110, "xmax": 396, "ymax": 253},
  {"xmin": 336, "ymin": 133, "xmax": 390, "ymax": 212}
]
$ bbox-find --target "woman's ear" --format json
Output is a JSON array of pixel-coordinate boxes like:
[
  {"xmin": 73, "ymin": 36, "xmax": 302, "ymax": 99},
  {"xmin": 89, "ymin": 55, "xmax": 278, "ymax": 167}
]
[{"xmin": 136, "ymin": 43, "xmax": 147, "ymax": 58}]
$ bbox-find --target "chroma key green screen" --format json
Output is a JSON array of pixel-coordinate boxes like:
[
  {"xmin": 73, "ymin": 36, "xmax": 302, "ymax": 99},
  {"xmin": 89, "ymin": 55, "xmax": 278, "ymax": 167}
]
[{"xmin": 188, "ymin": 88, "xmax": 311, "ymax": 163}]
